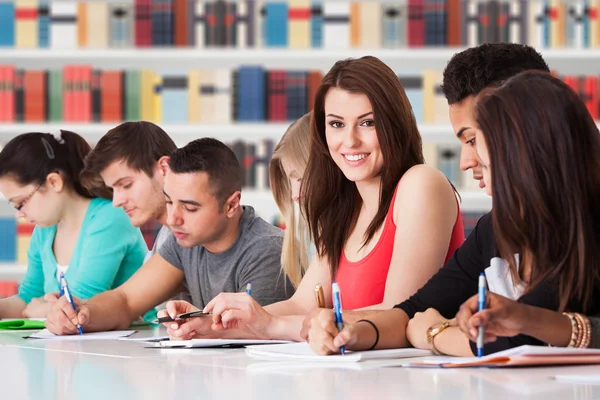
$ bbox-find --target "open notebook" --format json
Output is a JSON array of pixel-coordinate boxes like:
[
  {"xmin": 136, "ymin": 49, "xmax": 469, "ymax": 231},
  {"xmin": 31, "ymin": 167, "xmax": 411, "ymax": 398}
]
[
  {"xmin": 245, "ymin": 342, "xmax": 432, "ymax": 363},
  {"xmin": 28, "ymin": 329, "xmax": 136, "ymax": 340},
  {"xmin": 153, "ymin": 339, "xmax": 291, "ymax": 348},
  {"xmin": 404, "ymin": 345, "xmax": 600, "ymax": 368}
]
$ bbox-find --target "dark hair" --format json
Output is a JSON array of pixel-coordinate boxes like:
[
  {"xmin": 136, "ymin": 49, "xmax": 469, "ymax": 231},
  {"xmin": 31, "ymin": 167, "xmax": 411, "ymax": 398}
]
[
  {"xmin": 168, "ymin": 138, "xmax": 242, "ymax": 206},
  {"xmin": 0, "ymin": 130, "xmax": 111, "ymax": 199},
  {"xmin": 82, "ymin": 121, "xmax": 177, "ymax": 189},
  {"xmin": 302, "ymin": 56, "xmax": 424, "ymax": 278},
  {"xmin": 475, "ymin": 71, "xmax": 600, "ymax": 312},
  {"xmin": 441, "ymin": 43, "xmax": 550, "ymax": 105}
]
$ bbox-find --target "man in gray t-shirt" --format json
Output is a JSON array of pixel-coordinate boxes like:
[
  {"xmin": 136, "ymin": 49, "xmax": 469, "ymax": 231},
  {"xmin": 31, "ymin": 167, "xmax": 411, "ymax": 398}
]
[
  {"xmin": 159, "ymin": 205, "xmax": 290, "ymax": 308},
  {"xmin": 45, "ymin": 138, "xmax": 293, "ymax": 336}
]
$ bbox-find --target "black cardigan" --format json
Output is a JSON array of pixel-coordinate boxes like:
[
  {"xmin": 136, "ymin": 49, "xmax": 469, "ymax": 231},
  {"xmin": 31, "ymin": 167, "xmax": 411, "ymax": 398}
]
[{"xmin": 395, "ymin": 213, "xmax": 600, "ymax": 355}]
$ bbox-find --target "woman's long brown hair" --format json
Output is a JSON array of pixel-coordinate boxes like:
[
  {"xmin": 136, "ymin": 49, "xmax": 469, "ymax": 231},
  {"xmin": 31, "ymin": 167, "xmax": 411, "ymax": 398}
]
[
  {"xmin": 475, "ymin": 71, "xmax": 600, "ymax": 312},
  {"xmin": 302, "ymin": 56, "xmax": 424, "ymax": 279}
]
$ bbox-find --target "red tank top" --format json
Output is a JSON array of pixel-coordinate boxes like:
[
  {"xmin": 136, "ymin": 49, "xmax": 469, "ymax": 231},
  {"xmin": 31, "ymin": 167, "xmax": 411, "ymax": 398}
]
[{"xmin": 335, "ymin": 186, "xmax": 465, "ymax": 310}]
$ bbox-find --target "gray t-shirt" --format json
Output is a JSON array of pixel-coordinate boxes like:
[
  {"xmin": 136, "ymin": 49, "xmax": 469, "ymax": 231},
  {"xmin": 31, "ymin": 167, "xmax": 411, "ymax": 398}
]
[
  {"xmin": 159, "ymin": 206, "xmax": 293, "ymax": 308},
  {"xmin": 144, "ymin": 225, "xmax": 172, "ymax": 263}
]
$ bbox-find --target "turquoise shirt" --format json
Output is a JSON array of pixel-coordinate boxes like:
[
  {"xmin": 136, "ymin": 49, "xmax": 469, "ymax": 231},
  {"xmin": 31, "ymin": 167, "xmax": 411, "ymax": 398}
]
[{"xmin": 17, "ymin": 198, "xmax": 155, "ymax": 320}]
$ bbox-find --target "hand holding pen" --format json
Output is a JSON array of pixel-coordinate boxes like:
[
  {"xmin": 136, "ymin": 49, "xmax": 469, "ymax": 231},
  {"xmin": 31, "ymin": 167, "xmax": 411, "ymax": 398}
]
[
  {"xmin": 332, "ymin": 282, "xmax": 345, "ymax": 355},
  {"xmin": 60, "ymin": 273, "xmax": 83, "ymax": 335}
]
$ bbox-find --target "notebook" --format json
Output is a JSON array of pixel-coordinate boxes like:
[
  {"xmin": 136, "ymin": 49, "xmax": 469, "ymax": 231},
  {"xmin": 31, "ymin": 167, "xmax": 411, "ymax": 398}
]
[
  {"xmin": 0, "ymin": 318, "xmax": 46, "ymax": 330},
  {"xmin": 28, "ymin": 329, "xmax": 136, "ymax": 340},
  {"xmin": 404, "ymin": 345, "xmax": 600, "ymax": 368},
  {"xmin": 245, "ymin": 342, "xmax": 432, "ymax": 363},
  {"xmin": 153, "ymin": 338, "xmax": 292, "ymax": 348}
]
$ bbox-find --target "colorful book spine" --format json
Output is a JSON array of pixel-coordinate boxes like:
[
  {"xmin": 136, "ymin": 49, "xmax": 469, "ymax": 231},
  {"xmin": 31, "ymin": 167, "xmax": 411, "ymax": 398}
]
[
  {"xmin": 323, "ymin": 3, "xmax": 349, "ymax": 48},
  {"xmin": 265, "ymin": 1, "xmax": 288, "ymax": 47},
  {"xmin": 135, "ymin": 0, "xmax": 152, "ymax": 47},
  {"xmin": 310, "ymin": 1, "xmax": 323, "ymax": 47},
  {"xmin": 408, "ymin": 0, "xmax": 425, "ymax": 47},
  {"xmin": 38, "ymin": 0, "xmax": 49, "ymax": 47},
  {"xmin": 286, "ymin": 71, "xmax": 307, "ymax": 120},
  {"xmin": 15, "ymin": 0, "xmax": 38, "ymax": 48},
  {"xmin": 0, "ymin": 2, "xmax": 15, "ymax": 47},
  {"xmin": 110, "ymin": 3, "xmax": 132, "ymax": 48},
  {"xmin": 161, "ymin": 72, "xmax": 187, "ymax": 123},
  {"xmin": 289, "ymin": 0, "xmax": 310, "ymax": 48},
  {"xmin": 237, "ymin": 66, "xmax": 265, "ymax": 122},
  {"xmin": 152, "ymin": 0, "xmax": 174, "ymax": 46},
  {"xmin": 50, "ymin": 1, "xmax": 77, "ymax": 49}
]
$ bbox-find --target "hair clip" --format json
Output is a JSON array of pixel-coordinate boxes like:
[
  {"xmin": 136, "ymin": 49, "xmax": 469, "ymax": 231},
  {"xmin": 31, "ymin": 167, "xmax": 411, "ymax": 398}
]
[{"xmin": 41, "ymin": 138, "xmax": 56, "ymax": 160}]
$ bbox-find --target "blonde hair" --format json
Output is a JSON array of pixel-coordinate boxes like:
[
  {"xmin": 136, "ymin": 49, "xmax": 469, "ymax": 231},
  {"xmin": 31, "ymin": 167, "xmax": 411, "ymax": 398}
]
[{"xmin": 270, "ymin": 113, "xmax": 312, "ymax": 288}]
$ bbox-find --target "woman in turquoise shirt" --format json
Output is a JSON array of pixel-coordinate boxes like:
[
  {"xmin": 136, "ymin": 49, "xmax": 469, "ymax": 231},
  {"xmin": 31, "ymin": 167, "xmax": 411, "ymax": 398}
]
[{"xmin": 0, "ymin": 130, "xmax": 150, "ymax": 319}]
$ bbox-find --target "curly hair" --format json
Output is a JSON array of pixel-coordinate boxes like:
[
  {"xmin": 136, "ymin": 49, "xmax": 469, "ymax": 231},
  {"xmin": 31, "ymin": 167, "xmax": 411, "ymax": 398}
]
[{"xmin": 441, "ymin": 43, "xmax": 549, "ymax": 105}]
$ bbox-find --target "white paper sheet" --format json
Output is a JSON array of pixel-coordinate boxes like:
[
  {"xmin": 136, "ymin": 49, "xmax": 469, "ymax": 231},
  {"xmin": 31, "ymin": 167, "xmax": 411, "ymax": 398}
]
[
  {"xmin": 28, "ymin": 329, "xmax": 135, "ymax": 340},
  {"xmin": 245, "ymin": 342, "xmax": 431, "ymax": 363},
  {"xmin": 156, "ymin": 338, "xmax": 291, "ymax": 348}
]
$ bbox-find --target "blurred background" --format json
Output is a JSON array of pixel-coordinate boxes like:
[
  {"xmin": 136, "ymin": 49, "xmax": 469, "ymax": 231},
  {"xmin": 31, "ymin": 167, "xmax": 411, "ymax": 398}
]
[{"xmin": 0, "ymin": 0, "xmax": 595, "ymax": 297}]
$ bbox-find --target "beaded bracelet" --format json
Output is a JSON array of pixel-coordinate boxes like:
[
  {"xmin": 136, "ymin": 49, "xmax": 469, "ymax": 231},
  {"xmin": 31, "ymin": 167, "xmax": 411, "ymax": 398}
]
[{"xmin": 563, "ymin": 312, "xmax": 579, "ymax": 348}]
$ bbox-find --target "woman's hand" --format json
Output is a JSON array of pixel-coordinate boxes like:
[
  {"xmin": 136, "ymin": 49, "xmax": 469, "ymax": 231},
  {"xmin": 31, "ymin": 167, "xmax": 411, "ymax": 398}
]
[
  {"xmin": 456, "ymin": 292, "xmax": 529, "ymax": 343},
  {"xmin": 406, "ymin": 308, "xmax": 449, "ymax": 349},
  {"xmin": 22, "ymin": 293, "xmax": 60, "ymax": 318}
]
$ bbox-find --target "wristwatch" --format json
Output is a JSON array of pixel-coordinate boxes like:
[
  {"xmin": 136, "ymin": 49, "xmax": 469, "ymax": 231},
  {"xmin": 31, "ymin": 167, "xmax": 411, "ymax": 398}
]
[{"xmin": 426, "ymin": 321, "xmax": 450, "ymax": 355}]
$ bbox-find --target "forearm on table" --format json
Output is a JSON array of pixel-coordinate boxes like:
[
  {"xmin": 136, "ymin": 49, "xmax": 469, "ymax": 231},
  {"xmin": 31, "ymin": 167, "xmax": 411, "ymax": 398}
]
[
  {"xmin": 0, "ymin": 296, "xmax": 26, "ymax": 318},
  {"xmin": 519, "ymin": 305, "xmax": 571, "ymax": 347},
  {"xmin": 264, "ymin": 298, "xmax": 309, "ymax": 317},
  {"xmin": 351, "ymin": 308, "xmax": 411, "ymax": 351},
  {"xmin": 85, "ymin": 291, "xmax": 138, "ymax": 332}
]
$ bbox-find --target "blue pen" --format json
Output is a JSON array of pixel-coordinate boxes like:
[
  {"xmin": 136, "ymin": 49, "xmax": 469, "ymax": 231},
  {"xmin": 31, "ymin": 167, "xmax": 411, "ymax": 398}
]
[
  {"xmin": 61, "ymin": 273, "xmax": 83, "ymax": 335},
  {"xmin": 246, "ymin": 282, "xmax": 252, "ymax": 296},
  {"xmin": 59, "ymin": 273, "xmax": 65, "ymax": 297},
  {"xmin": 332, "ymin": 282, "xmax": 345, "ymax": 355},
  {"xmin": 477, "ymin": 273, "xmax": 487, "ymax": 357}
]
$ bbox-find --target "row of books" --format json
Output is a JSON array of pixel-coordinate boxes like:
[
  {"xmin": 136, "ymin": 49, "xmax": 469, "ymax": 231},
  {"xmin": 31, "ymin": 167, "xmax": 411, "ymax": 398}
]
[
  {"xmin": 0, "ymin": 65, "xmax": 448, "ymax": 124},
  {"xmin": 0, "ymin": 65, "xmax": 323, "ymax": 123},
  {"xmin": 3, "ymin": 65, "xmax": 600, "ymax": 124},
  {"xmin": 0, "ymin": 0, "xmax": 599, "ymax": 49}
]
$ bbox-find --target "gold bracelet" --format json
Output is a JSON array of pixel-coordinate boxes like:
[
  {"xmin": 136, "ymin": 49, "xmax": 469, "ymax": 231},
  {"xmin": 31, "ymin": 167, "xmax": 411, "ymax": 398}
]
[
  {"xmin": 563, "ymin": 312, "xmax": 578, "ymax": 348},
  {"xmin": 574, "ymin": 313, "xmax": 592, "ymax": 348}
]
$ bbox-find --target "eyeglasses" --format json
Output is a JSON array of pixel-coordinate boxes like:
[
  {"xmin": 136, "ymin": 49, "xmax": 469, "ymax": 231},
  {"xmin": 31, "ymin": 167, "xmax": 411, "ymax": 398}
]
[{"xmin": 14, "ymin": 184, "xmax": 41, "ymax": 212}]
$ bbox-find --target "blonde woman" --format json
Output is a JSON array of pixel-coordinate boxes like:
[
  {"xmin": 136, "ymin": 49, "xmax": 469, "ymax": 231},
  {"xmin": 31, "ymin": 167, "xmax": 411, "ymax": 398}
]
[{"xmin": 269, "ymin": 113, "xmax": 312, "ymax": 287}]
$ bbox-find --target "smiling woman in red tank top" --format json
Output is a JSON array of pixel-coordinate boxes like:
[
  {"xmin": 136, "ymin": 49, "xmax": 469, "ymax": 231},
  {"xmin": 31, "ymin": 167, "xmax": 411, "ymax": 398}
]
[
  {"xmin": 176, "ymin": 57, "xmax": 464, "ymax": 343},
  {"xmin": 303, "ymin": 56, "xmax": 464, "ymax": 311}
]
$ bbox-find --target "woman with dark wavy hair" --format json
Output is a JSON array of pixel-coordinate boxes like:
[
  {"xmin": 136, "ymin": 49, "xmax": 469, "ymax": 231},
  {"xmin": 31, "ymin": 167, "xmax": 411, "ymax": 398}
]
[{"xmin": 308, "ymin": 70, "xmax": 600, "ymax": 356}]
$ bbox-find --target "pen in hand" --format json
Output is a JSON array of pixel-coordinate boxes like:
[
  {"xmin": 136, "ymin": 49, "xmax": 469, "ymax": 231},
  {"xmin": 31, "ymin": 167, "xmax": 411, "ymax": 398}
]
[
  {"xmin": 332, "ymin": 282, "xmax": 345, "ymax": 355},
  {"xmin": 477, "ymin": 273, "xmax": 487, "ymax": 357},
  {"xmin": 246, "ymin": 282, "xmax": 252, "ymax": 296},
  {"xmin": 60, "ymin": 273, "xmax": 83, "ymax": 335}
]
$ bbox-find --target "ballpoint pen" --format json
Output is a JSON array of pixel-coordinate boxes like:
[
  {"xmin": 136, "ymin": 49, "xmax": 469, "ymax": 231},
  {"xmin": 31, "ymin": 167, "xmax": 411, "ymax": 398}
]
[
  {"xmin": 60, "ymin": 273, "xmax": 83, "ymax": 335},
  {"xmin": 477, "ymin": 273, "xmax": 487, "ymax": 357},
  {"xmin": 332, "ymin": 282, "xmax": 345, "ymax": 355},
  {"xmin": 246, "ymin": 282, "xmax": 252, "ymax": 296}
]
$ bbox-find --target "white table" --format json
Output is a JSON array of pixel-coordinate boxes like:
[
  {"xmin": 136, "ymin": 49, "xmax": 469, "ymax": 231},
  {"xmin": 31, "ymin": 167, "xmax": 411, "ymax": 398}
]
[{"xmin": 1, "ymin": 327, "xmax": 600, "ymax": 400}]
